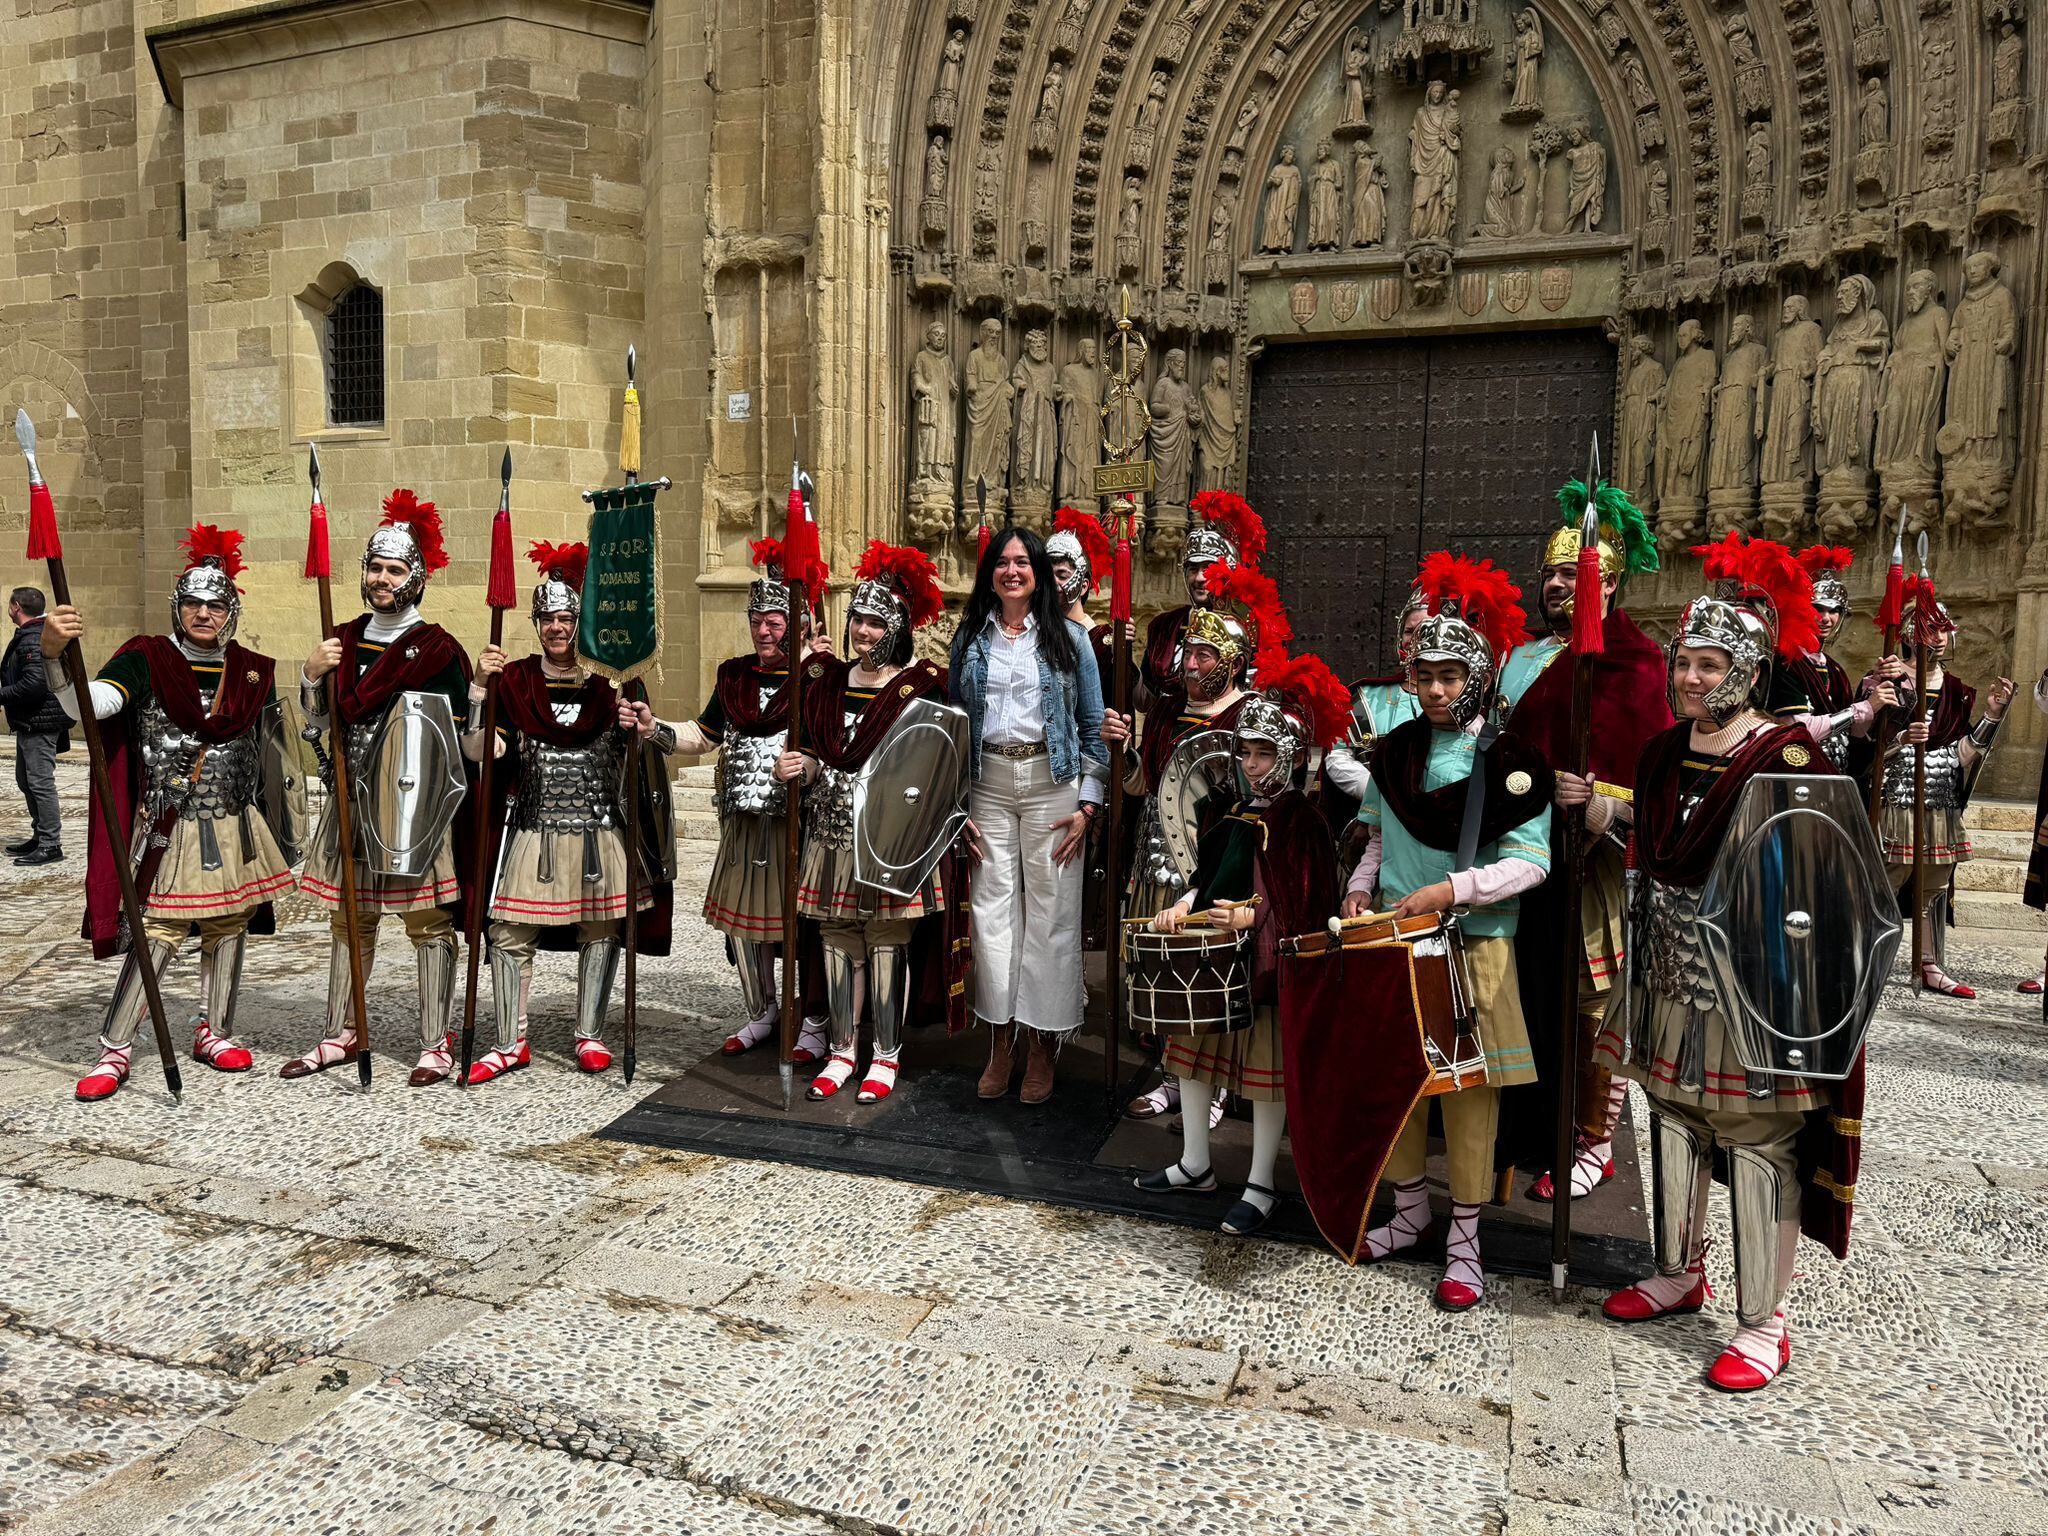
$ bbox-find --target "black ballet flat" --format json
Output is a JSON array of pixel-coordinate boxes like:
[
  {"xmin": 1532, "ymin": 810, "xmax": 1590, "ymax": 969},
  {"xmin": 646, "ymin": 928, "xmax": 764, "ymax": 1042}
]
[{"xmin": 1220, "ymin": 1181, "xmax": 1280, "ymax": 1237}]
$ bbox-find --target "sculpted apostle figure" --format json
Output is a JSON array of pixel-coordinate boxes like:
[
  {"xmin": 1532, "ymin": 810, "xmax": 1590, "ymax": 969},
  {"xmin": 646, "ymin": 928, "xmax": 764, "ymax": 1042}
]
[
  {"xmin": 1341, "ymin": 26, "xmax": 1373, "ymax": 127},
  {"xmin": 963, "ymin": 317, "xmax": 1014, "ymax": 496},
  {"xmin": 1306, "ymin": 141, "xmax": 1345, "ymax": 249},
  {"xmin": 1859, "ymin": 75, "xmax": 1889, "ymax": 149},
  {"xmin": 937, "ymin": 30, "xmax": 966, "ymax": 104},
  {"xmin": 1876, "ymin": 269, "xmax": 1948, "ymax": 492},
  {"xmin": 1759, "ymin": 295, "xmax": 1823, "ymax": 485},
  {"xmin": 1619, "ymin": 51, "xmax": 1655, "ymax": 113},
  {"xmin": 1942, "ymin": 251, "xmax": 2021, "ymax": 505},
  {"xmin": 1565, "ymin": 122, "xmax": 1606, "ymax": 231},
  {"xmin": 1409, "ymin": 81, "xmax": 1462, "ymax": 242},
  {"xmin": 1058, "ymin": 337, "xmax": 1103, "ymax": 504},
  {"xmin": 1197, "ymin": 356, "xmax": 1239, "ymax": 491},
  {"xmin": 1618, "ymin": 334, "xmax": 1665, "ymax": 507},
  {"xmin": 1350, "ymin": 134, "xmax": 1389, "ymax": 246},
  {"xmin": 1506, "ymin": 9, "xmax": 1543, "ymax": 115},
  {"xmin": 1708, "ymin": 313, "xmax": 1769, "ymax": 494},
  {"xmin": 1475, "ymin": 147, "xmax": 1525, "ymax": 238},
  {"xmin": 1812, "ymin": 274, "xmax": 1889, "ymax": 475},
  {"xmin": 1012, "ymin": 328, "xmax": 1058, "ymax": 495},
  {"xmin": 910, "ymin": 321, "xmax": 959, "ymax": 494},
  {"xmin": 1261, "ymin": 145, "xmax": 1303, "ymax": 252},
  {"xmin": 1655, "ymin": 319, "xmax": 1715, "ymax": 523},
  {"xmin": 1149, "ymin": 347, "xmax": 1196, "ymax": 507},
  {"xmin": 1204, "ymin": 193, "xmax": 1237, "ymax": 288}
]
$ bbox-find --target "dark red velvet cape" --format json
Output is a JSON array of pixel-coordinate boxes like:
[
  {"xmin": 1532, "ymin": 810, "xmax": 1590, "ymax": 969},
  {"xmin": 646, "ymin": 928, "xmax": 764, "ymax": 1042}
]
[
  {"xmin": 797, "ymin": 658, "xmax": 946, "ymax": 770},
  {"xmin": 1788, "ymin": 651, "xmax": 1855, "ymax": 715},
  {"xmin": 713, "ymin": 654, "xmax": 795, "ymax": 736},
  {"xmin": 1369, "ymin": 717, "xmax": 1555, "ymax": 852},
  {"xmin": 1140, "ymin": 605, "xmax": 1191, "ymax": 700},
  {"xmin": 84, "ymin": 637, "xmax": 279, "ymax": 960},
  {"xmin": 1139, "ymin": 693, "xmax": 1247, "ymax": 791},
  {"xmin": 1506, "ymin": 605, "xmax": 1672, "ymax": 792},
  {"xmin": 331, "ymin": 615, "xmax": 468, "ymax": 726}
]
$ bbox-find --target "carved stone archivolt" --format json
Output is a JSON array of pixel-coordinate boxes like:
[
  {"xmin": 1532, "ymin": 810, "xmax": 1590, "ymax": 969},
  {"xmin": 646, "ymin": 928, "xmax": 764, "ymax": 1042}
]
[{"xmin": 864, "ymin": 0, "xmax": 2043, "ymax": 594}]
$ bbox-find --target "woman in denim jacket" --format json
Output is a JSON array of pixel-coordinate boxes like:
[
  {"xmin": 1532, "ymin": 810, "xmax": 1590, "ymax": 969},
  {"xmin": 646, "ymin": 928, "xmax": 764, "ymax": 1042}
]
[{"xmin": 950, "ymin": 527, "xmax": 1108, "ymax": 1105}]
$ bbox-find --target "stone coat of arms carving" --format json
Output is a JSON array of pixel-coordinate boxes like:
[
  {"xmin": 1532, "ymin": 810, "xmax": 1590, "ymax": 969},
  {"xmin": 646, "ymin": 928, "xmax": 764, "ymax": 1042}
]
[
  {"xmin": 1369, "ymin": 274, "xmax": 1402, "ymax": 321},
  {"xmin": 1499, "ymin": 269, "xmax": 1532, "ymax": 313},
  {"xmin": 1457, "ymin": 270, "xmax": 1489, "ymax": 316},
  {"xmin": 1539, "ymin": 265, "xmax": 1573, "ymax": 311},
  {"xmin": 1332, "ymin": 279, "xmax": 1360, "ymax": 324},
  {"xmin": 1289, "ymin": 280, "xmax": 1319, "ymax": 327}
]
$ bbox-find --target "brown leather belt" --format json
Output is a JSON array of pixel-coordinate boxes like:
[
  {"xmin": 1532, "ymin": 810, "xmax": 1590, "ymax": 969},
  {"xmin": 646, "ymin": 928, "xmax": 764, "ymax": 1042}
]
[{"xmin": 983, "ymin": 739, "xmax": 1047, "ymax": 760}]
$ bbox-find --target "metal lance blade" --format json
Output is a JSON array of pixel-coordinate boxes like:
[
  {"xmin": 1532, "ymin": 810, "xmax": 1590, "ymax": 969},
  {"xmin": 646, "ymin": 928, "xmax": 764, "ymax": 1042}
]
[
  {"xmin": 1584, "ymin": 431, "xmax": 1601, "ymax": 499},
  {"xmin": 309, "ymin": 442, "xmax": 321, "ymax": 495},
  {"xmin": 1916, "ymin": 530, "xmax": 1930, "ymax": 579},
  {"xmin": 15, "ymin": 408, "xmax": 42, "ymax": 485},
  {"xmin": 626, "ymin": 343, "xmax": 635, "ymax": 389},
  {"xmin": 501, "ymin": 447, "xmax": 512, "ymax": 505}
]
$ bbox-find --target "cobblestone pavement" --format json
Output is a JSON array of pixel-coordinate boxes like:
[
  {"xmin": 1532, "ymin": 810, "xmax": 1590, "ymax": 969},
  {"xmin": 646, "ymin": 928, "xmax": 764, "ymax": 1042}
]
[{"xmin": 3, "ymin": 762, "xmax": 2047, "ymax": 1535}]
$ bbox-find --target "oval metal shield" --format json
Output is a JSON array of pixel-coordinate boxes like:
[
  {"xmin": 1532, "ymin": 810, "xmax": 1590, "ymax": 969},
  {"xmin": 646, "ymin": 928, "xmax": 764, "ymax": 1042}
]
[
  {"xmin": 359, "ymin": 690, "xmax": 469, "ymax": 877},
  {"xmin": 852, "ymin": 697, "xmax": 971, "ymax": 899},
  {"xmin": 1156, "ymin": 727, "xmax": 1240, "ymax": 883},
  {"xmin": 1694, "ymin": 774, "xmax": 1902, "ymax": 1081}
]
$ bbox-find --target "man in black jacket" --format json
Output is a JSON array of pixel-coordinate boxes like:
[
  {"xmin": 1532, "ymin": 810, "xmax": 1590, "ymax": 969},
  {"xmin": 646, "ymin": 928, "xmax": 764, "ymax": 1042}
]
[{"xmin": 2, "ymin": 586, "xmax": 68, "ymax": 864}]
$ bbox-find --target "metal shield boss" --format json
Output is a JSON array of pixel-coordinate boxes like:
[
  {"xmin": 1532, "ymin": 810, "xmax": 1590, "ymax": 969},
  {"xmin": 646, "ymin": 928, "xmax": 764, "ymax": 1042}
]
[
  {"xmin": 1693, "ymin": 773, "xmax": 1902, "ymax": 1081},
  {"xmin": 1156, "ymin": 727, "xmax": 1239, "ymax": 884},
  {"xmin": 358, "ymin": 690, "xmax": 469, "ymax": 877},
  {"xmin": 852, "ymin": 697, "xmax": 971, "ymax": 899}
]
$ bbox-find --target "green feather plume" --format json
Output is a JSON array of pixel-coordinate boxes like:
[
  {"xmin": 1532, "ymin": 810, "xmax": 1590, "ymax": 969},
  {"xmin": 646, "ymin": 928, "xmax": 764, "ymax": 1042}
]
[{"xmin": 1552, "ymin": 478, "xmax": 1659, "ymax": 577}]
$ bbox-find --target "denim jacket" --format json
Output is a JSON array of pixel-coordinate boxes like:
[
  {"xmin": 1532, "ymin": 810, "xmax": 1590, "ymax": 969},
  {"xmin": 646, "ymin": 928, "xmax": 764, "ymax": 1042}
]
[{"xmin": 949, "ymin": 615, "xmax": 1108, "ymax": 788}]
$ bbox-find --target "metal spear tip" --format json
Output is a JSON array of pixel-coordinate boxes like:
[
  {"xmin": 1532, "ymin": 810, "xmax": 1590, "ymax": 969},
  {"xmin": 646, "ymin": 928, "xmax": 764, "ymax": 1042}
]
[
  {"xmin": 308, "ymin": 442, "xmax": 321, "ymax": 490},
  {"xmin": 626, "ymin": 344, "xmax": 636, "ymax": 385},
  {"xmin": 500, "ymin": 447, "xmax": 513, "ymax": 486},
  {"xmin": 1916, "ymin": 530, "xmax": 1930, "ymax": 574},
  {"xmin": 13, "ymin": 406, "xmax": 34, "ymax": 454}
]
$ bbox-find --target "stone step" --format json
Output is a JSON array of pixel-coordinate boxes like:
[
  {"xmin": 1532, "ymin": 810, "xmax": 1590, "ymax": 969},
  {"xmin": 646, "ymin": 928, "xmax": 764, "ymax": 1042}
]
[
  {"xmin": 1966, "ymin": 827, "xmax": 2035, "ymax": 864},
  {"xmin": 1965, "ymin": 797, "xmax": 2036, "ymax": 834},
  {"xmin": 1956, "ymin": 858, "xmax": 2024, "ymax": 893},
  {"xmin": 1956, "ymin": 893, "xmax": 2048, "ymax": 931}
]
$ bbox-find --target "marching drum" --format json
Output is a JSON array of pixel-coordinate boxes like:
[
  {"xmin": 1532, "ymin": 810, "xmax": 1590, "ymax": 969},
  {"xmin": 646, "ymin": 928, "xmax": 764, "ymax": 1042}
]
[
  {"xmin": 1122, "ymin": 920, "xmax": 1255, "ymax": 1036},
  {"xmin": 1284, "ymin": 911, "xmax": 1486, "ymax": 1095}
]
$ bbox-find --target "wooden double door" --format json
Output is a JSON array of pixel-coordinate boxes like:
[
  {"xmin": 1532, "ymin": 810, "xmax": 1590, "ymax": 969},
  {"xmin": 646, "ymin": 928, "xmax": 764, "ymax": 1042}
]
[{"xmin": 1244, "ymin": 330, "xmax": 1616, "ymax": 682}]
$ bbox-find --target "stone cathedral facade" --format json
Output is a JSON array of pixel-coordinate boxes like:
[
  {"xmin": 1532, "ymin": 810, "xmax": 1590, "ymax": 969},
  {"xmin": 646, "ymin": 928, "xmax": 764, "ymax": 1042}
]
[{"xmin": 3, "ymin": 0, "xmax": 2047, "ymax": 793}]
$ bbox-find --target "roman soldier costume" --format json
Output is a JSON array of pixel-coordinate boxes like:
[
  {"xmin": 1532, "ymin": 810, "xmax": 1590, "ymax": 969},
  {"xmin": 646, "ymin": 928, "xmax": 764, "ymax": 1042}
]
[
  {"xmin": 1138, "ymin": 490, "xmax": 1266, "ymax": 702},
  {"xmin": 1134, "ymin": 642, "xmax": 1345, "ymax": 1235},
  {"xmin": 1318, "ymin": 587, "xmax": 1425, "ymax": 837},
  {"xmin": 465, "ymin": 542, "xmax": 677, "ymax": 1084},
  {"xmin": 1788, "ymin": 547, "xmax": 1868, "ymax": 769},
  {"xmin": 1868, "ymin": 582, "xmax": 2010, "ymax": 998},
  {"xmin": 285, "ymin": 490, "xmax": 475, "ymax": 1087},
  {"xmin": 1050, "ymin": 507, "xmax": 1134, "ymax": 956},
  {"xmin": 64, "ymin": 525, "xmax": 299, "ymax": 1101},
  {"xmin": 790, "ymin": 540, "xmax": 966, "ymax": 1102},
  {"xmin": 1501, "ymin": 481, "xmax": 1669, "ymax": 1203},
  {"xmin": 1594, "ymin": 587, "xmax": 1873, "ymax": 1392},
  {"xmin": 1348, "ymin": 554, "xmax": 1554, "ymax": 1312}
]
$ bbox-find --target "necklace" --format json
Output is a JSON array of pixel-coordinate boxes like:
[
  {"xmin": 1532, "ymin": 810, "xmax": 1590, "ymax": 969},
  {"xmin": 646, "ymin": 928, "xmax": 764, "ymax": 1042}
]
[{"xmin": 1000, "ymin": 617, "xmax": 1029, "ymax": 638}]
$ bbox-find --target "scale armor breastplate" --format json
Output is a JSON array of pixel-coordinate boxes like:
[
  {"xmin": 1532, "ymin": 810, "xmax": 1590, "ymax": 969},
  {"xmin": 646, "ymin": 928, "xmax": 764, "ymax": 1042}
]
[
  {"xmin": 1882, "ymin": 737, "xmax": 1964, "ymax": 811},
  {"xmin": 807, "ymin": 702, "xmax": 864, "ymax": 851},
  {"xmin": 716, "ymin": 684, "xmax": 789, "ymax": 817},
  {"xmin": 1135, "ymin": 797, "xmax": 1186, "ymax": 895},
  {"xmin": 138, "ymin": 692, "xmax": 262, "ymax": 824},
  {"xmin": 1644, "ymin": 876, "xmax": 1716, "ymax": 1010},
  {"xmin": 512, "ymin": 731, "xmax": 623, "ymax": 834},
  {"xmin": 1819, "ymin": 729, "xmax": 1849, "ymax": 770}
]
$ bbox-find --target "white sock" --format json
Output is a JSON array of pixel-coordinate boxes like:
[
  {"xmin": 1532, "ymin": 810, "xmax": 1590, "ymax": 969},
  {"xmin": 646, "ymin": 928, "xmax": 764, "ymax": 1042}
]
[
  {"xmin": 1180, "ymin": 1077, "xmax": 1214, "ymax": 1174},
  {"xmin": 1443, "ymin": 1201, "xmax": 1484, "ymax": 1296},
  {"xmin": 1364, "ymin": 1177, "xmax": 1432, "ymax": 1259},
  {"xmin": 1240, "ymin": 1099, "xmax": 1285, "ymax": 1215}
]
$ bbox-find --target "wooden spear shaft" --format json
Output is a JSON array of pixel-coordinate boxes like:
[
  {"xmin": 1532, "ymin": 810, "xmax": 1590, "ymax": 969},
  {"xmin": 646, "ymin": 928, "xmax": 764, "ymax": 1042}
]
[
  {"xmin": 458, "ymin": 604, "xmax": 504, "ymax": 1087},
  {"xmin": 314, "ymin": 569, "xmax": 374, "ymax": 1088},
  {"xmin": 621, "ymin": 677, "xmax": 646, "ymax": 1086},
  {"xmin": 777, "ymin": 579, "xmax": 808, "ymax": 1110},
  {"xmin": 1910, "ymin": 631, "xmax": 1930, "ymax": 988}
]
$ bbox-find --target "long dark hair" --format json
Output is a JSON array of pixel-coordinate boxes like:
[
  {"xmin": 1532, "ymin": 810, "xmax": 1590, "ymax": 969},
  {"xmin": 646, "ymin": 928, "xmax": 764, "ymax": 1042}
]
[{"xmin": 951, "ymin": 526, "xmax": 1078, "ymax": 674}]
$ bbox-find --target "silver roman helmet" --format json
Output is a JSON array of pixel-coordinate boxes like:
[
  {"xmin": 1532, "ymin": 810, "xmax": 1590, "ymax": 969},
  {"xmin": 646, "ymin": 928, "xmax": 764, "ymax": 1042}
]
[
  {"xmin": 1667, "ymin": 596, "xmax": 1771, "ymax": 726},
  {"xmin": 1044, "ymin": 509, "xmax": 1108, "ymax": 609},
  {"xmin": 1233, "ymin": 692, "xmax": 1308, "ymax": 797},
  {"xmin": 844, "ymin": 540, "xmax": 941, "ymax": 670},
  {"xmin": 171, "ymin": 523, "xmax": 247, "ymax": 646},
  {"xmin": 527, "ymin": 540, "xmax": 587, "ymax": 626},
  {"xmin": 1409, "ymin": 608, "xmax": 1497, "ymax": 727},
  {"xmin": 362, "ymin": 489, "xmax": 446, "ymax": 609}
]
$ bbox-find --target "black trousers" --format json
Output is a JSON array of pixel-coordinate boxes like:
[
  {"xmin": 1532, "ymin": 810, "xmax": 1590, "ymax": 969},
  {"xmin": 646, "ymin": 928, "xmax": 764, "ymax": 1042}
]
[{"xmin": 13, "ymin": 730, "xmax": 61, "ymax": 849}]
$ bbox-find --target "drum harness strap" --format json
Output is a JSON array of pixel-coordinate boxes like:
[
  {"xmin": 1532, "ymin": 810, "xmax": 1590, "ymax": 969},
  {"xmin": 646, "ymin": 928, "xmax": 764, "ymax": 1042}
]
[{"xmin": 1443, "ymin": 720, "xmax": 1493, "ymax": 1046}]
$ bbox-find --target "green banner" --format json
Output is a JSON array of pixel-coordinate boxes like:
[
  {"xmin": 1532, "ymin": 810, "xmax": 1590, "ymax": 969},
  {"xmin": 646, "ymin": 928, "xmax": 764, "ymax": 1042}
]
[{"xmin": 577, "ymin": 482, "xmax": 661, "ymax": 683}]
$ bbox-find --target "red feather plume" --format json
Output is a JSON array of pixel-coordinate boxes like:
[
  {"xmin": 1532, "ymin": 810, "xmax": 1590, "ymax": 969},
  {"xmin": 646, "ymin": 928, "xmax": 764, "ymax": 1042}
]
[
  {"xmin": 1898, "ymin": 574, "xmax": 1955, "ymax": 647},
  {"xmin": 1689, "ymin": 530, "xmax": 1751, "ymax": 584},
  {"xmin": 855, "ymin": 539, "xmax": 946, "ymax": 630},
  {"xmin": 1253, "ymin": 648, "xmax": 1353, "ymax": 751},
  {"xmin": 379, "ymin": 488, "xmax": 448, "ymax": 574},
  {"xmin": 749, "ymin": 536, "xmax": 830, "ymax": 594},
  {"xmin": 180, "ymin": 522, "xmax": 247, "ymax": 585},
  {"xmin": 1797, "ymin": 545, "xmax": 1854, "ymax": 579},
  {"xmin": 1189, "ymin": 489, "xmax": 1268, "ymax": 567},
  {"xmin": 1203, "ymin": 561, "xmax": 1293, "ymax": 655},
  {"xmin": 1051, "ymin": 506, "xmax": 1111, "ymax": 593},
  {"xmin": 1412, "ymin": 552, "xmax": 1530, "ymax": 660},
  {"xmin": 1714, "ymin": 536, "xmax": 1819, "ymax": 660},
  {"xmin": 527, "ymin": 539, "xmax": 588, "ymax": 593}
]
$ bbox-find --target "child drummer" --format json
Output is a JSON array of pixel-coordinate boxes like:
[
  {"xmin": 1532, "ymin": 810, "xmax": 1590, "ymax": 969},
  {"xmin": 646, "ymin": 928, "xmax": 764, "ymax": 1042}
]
[
  {"xmin": 1132, "ymin": 642, "xmax": 1346, "ymax": 1237},
  {"xmin": 1342, "ymin": 554, "xmax": 1554, "ymax": 1312}
]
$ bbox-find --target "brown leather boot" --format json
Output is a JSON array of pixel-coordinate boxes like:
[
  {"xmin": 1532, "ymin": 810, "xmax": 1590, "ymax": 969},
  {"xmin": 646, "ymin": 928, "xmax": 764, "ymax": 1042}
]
[
  {"xmin": 1018, "ymin": 1028, "xmax": 1058, "ymax": 1105},
  {"xmin": 977, "ymin": 1022, "xmax": 1017, "ymax": 1099}
]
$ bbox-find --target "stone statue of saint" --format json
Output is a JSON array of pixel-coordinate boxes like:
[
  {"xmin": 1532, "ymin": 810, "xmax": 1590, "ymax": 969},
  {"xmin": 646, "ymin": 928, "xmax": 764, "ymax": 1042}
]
[
  {"xmin": 938, "ymin": 30, "xmax": 966, "ymax": 101},
  {"xmin": 1644, "ymin": 159, "xmax": 1669, "ymax": 222},
  {"xmin": 1474, "ymin": 147, "xmax": 1524, "ymax": 238},
  {"xmin": 1505, "ymin": 9, "xmax": 1543, "ymax": 117},
  {"xmin": 1408, "ymin": 81, "xmax": 1462, "ymax": 242},
  {"xmin": 1224, "ymin": 94, "xmax": 1264, "ymax": 174},
  {"xmin": 1197, "ymin": 356, "xmax": 1239, "ymax": 491},
  {"xmin": 1617, "ymin": 334, "xmax": 1664, "ymax": 509},
  {"xmin": 1149, "ymin": 347, "xmax": 1195, "ymax": 507},
  {"xmin": 924, "ymin": 134, "xmax": 949, "ymax": 199},
  {"xmin": 1876, "ymin": 270, "xmax": 1949, "ymax": 519},
  {"xmin": 1564, "ymin": 122, "xmax": 1606, "ymax": 231},
  {"xmin": 1057, "ymin": 338, "xmax": 1102, "ymax": 504},
  {"xmin": 1858, "ymin": 75, "xmax": 1889, "ymax": 149},
  {"xmin": 1708, "ymin": 313, "xmax": 1768, "ymax": 495},
  {"xmin": 1745, "ymin": 120, "xmax": 1771, "ymax": 185},
  {"xmin": 1135, "ymin": 70, "xmax": 1168, "ymax": 133},
  {"xmin": 1204, "ymin": 193, "xmax": 1236, "ymax": 289},
  {"xmin": 1995, "ymin": 23, "xmax": 2025, "ymax": 104},
  {"xmin": 910, "ymin": 321, "xmax": 958, "ymax": 494},
  {"xmin": 1759, "ymin": 294, "xmax": 1823, "ymax": 485},
  {"xmin": 1261, "ymin": 145, "xmax": 1302, "ymax": 252},
  {"xmin": 1655, "ymin": 319, "xmax": 1715, "ymax": 541},
  {"xmin": 1619, "ymin": 51, "xmax": 1656, "ymax": 113},
  {"xmin": 1306, "ymin": 141, "xmax": 1344, "ymax": 249},
  {"xmin": 963, "ymin": 318, "xmax": 1014, "ymax": 499},
  {"xmin": 1011, "ymin": 328, "xmax": 1058, "ymax": 497},
  {"xmin": 1350, "ymin": 135, "xmax": 1388, "ymax": 246},
  {"xmin": 1341, "ymin": 27, "xmax": 1373, "ymax": 127},
  {"xmin": 1037, "ymin": 60, "xmax": 1065, "ymax": 123},
  {"xmin": 1942, "ymin": 251, "xmax": 2021, "ymax": 523},
  {"xmin": 1813, "ymin": 274, "xmax": 1889, "ymax": 475}
]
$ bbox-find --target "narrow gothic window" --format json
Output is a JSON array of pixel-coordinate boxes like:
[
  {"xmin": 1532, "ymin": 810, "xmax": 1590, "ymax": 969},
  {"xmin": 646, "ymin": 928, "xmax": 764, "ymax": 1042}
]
[{"xmin": 325, "ymin": 283, "xmax": 384, "ymax": 426}]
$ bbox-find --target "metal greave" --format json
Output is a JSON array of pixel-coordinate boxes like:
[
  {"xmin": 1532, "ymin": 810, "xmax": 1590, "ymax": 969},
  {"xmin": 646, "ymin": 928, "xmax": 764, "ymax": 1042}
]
[
  {"xmin": 822, "ymin": 944, "xmax": 860, "ymax": 1054},
  {"xmin": 734, "ymin": 940, "xmax": 776, "ymax": 1019},
  {"xmin": 490, "ymin": 947, "xmax": 526, "ymax": 1051},
  {"xmin": 1727, "ymin": 1144, "xmax": 1799, "ymax": 1327},
  {"xmin": 102, "ymin": 939, "xmax": 178, "ymax": 1048},
  {"xmin": 199, "ymin": 930, "xmax": 248, "ymax": 1039},
  {"xmin": 1648, "ymin": 1110, "xmax": 1710, "ymax": 1278},
  {"xmin": 325, "ymin": 924, "xmax": 379, "ymax": 1040},
  {"xmin": 417, "ymin": 939, "xmax": 456, "ymax": 1050},
  {"xmin": 869, "ymin": 945, "xmax": 908, "ymax": 1057},
  {"xmin": 576, "ymin": 938, "xmax": 621, "ymax": 1042}
]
